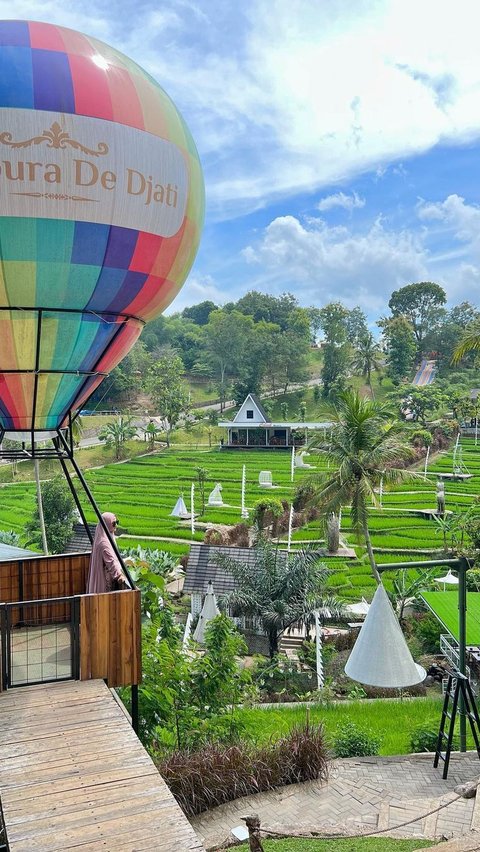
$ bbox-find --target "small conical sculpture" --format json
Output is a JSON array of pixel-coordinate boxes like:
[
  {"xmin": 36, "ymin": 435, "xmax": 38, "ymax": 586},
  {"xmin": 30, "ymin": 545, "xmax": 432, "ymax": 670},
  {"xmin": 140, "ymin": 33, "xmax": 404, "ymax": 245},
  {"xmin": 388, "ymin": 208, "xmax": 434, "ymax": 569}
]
[{"xmin": 345, "ymin": 583, "xmax": 426, "ymax": 688}]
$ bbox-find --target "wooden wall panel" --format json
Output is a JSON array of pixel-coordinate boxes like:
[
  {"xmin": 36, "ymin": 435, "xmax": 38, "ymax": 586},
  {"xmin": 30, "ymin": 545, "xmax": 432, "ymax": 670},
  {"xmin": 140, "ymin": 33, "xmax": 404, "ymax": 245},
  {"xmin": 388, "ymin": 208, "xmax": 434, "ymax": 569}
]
[
  {"xmin": 0, "ymin": 553, "xmax": 90, "ymax": 625},
  {"xmin": 79, "ymin": 590, "xmax": 141, "ymax": 687}
]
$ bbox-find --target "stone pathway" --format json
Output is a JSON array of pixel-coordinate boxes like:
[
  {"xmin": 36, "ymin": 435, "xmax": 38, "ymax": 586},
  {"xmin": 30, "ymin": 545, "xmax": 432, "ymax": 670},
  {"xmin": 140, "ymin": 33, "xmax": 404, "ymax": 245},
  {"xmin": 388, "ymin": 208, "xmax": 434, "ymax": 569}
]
[{"xmin": 191, "ymin": 753, "xmax": 480, "ymax": 850}]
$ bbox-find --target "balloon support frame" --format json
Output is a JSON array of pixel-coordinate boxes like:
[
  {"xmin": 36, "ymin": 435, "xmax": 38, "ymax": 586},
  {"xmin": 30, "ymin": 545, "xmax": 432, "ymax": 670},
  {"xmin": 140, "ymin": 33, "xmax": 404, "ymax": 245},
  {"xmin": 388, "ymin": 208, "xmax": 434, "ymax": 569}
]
[{"xmin": 0, "ymin": 420, "xmax": 134, "ymax": 588}]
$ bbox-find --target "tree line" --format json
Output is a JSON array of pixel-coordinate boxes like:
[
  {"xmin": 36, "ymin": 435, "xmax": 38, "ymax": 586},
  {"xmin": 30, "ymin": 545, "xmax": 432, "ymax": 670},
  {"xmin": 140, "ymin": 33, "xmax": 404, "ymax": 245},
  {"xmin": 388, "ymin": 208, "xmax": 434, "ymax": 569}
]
[{"xmin": 88, "ymin": 281, "xmax": 480, "ymax": 419}]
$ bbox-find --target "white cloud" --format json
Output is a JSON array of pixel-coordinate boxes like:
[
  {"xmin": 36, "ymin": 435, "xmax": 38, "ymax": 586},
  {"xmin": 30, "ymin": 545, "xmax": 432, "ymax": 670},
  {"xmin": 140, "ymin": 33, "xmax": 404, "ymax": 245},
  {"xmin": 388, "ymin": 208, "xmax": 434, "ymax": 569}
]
[
  {"xmin": 243, "ymin": 214, "xmax": 428, "ymax": 312},
  {"xmin": 165, "ymin": 274, "xmax": 226, "ymax": 314},
  {"xmin": 417, "ymin": 194, "xmax": 480, "ymax": 245},
  {"xmin": 317, "ymin": 191, "xmax": 365, "ymax": 213},
  {"xmin": 5, "ymin": 0, "xmax": 480, "ymax": 218}
]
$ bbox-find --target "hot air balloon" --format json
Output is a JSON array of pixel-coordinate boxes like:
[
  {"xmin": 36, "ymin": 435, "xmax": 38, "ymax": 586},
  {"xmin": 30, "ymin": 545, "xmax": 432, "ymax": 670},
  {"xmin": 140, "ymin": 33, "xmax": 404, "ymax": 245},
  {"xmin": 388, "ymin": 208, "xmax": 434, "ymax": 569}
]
[{"xmin": 0, "ymin": 19, "xmax": 204, "ymax": 442}]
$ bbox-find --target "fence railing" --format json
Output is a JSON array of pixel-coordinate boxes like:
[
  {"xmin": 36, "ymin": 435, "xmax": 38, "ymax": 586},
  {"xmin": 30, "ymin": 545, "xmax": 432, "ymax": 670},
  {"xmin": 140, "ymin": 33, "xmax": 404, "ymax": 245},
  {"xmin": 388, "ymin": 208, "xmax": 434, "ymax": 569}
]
[{"xmin": 0, "ymin": 553, "xmax": 141, "ymax": 693}]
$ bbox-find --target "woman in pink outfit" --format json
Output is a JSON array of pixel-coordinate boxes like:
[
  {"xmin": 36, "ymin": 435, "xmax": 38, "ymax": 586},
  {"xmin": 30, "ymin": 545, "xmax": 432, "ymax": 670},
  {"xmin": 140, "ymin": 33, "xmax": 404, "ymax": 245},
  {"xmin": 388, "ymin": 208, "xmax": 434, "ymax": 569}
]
[{"xmin": 86, "ymin": 512, "xmax": 128, "ymax": 593}]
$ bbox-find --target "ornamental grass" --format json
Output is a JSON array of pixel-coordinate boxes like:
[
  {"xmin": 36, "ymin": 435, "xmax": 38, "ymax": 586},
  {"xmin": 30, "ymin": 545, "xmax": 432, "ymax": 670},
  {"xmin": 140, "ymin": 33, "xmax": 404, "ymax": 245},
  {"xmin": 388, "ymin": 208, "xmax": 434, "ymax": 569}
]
[{"xmin": 157, "ymin": 722, "xmax": 329, "ymax": 817}]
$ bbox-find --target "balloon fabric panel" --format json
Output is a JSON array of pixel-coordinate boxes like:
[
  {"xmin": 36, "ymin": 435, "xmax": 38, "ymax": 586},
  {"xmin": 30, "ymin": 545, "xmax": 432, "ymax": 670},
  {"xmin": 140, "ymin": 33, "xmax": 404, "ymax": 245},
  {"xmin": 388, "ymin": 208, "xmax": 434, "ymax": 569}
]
[{"xmin": 0, "ymin": 21, "xmax": 204, "ymax": 431}]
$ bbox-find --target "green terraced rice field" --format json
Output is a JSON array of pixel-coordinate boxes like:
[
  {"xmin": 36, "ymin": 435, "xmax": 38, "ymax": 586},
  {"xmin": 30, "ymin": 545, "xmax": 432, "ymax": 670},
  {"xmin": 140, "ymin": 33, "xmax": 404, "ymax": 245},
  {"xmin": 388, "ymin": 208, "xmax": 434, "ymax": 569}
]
[
  {"xmin": 421, "ymin": 591, "xmax": 480, "ymax": 643},
  {"xmin": 2, "ymin": 437, "xmax": 480, "ymax": 600}
]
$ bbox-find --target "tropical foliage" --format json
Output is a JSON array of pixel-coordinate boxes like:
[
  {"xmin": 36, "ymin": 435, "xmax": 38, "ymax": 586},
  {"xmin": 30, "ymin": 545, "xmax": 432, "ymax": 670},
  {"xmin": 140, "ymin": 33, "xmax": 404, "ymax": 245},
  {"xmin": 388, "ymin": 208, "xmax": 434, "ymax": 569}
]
[
  {"xmin": 305, "ymin": 390, "xmax": 414, "ymax": 582},
  {"xmin": 218, "ymin": 540, "xmax": 345, "ymax": 657}
]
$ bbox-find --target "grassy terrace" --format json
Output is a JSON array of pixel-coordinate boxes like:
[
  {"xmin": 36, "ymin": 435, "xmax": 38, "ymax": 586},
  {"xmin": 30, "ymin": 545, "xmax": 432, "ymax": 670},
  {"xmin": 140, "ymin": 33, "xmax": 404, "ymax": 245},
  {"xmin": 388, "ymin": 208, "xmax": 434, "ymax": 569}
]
[{"xmin": 0, "ymin": 437, "xmax": 478, "ymax": 597}]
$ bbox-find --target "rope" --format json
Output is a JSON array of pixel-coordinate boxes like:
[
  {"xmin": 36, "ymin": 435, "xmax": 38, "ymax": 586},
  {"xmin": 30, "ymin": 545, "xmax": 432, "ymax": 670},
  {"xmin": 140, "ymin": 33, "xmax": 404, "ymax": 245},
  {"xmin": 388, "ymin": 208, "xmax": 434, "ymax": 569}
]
[
  {"xmin": 259, "ymin": 790, "xmax": 465, "ymax": 840},
  {"xmin": 211, "ymin": 789, "xmax": 473, "ymax": 849}
]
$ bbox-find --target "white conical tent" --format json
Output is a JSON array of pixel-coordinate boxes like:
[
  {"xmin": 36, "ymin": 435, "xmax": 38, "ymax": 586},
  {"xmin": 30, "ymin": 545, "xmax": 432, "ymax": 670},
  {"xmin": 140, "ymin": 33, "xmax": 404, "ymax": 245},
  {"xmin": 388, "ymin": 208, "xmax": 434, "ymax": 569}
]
[
  {"xmin": 193, "ymin": 581, "xmax": 220, "ymax": 644},
  {"xmin": 345, "ymin": 583, "xmax": 426, "ymax": 688},
  {"xmin": 170, "ymin": 495, "xmax": 190, "ymax": 518}
]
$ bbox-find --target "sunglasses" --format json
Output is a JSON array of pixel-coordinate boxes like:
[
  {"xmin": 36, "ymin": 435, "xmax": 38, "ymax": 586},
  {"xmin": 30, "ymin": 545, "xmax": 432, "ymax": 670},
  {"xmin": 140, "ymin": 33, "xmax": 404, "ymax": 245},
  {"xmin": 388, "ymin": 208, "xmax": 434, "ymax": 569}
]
[{"xmin": 112, "ymin": 519, "xmax": 119, "ymax": 526}]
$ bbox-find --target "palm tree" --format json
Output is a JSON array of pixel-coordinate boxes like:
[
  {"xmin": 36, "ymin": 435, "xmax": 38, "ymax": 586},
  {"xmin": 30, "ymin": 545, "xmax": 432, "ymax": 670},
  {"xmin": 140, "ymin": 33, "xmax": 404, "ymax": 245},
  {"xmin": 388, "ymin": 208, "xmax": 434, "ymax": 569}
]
[
  {"xmin": 453, "ymin": 318, "xmax": 480, "ymax": 363},
  {"xmin": 99, "ymin": 416, "xmax": 137, "ymax": 459},
  {"xmin": 351, "ymin": 333, "xmax": 382, "ymax": 399},
  {"xmin": 305, "ymin": 389, "xmax": 414, "ymax": 584},
  {"xmin": 218, "ymin": 540, "xmax": 345, "ymax": 658}
]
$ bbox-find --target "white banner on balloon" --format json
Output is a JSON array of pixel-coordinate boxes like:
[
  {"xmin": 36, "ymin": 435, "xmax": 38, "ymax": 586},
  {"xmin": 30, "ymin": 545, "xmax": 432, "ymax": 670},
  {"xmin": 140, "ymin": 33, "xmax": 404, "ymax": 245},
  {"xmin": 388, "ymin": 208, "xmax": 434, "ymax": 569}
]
[{"xmin": 0, "ymin": 108, "xmax": 188, "ymax": 237}]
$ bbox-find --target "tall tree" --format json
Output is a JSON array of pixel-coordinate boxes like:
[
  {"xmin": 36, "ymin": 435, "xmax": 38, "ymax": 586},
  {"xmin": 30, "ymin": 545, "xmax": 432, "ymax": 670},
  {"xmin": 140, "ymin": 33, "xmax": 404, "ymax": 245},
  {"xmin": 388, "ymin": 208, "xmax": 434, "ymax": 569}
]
[
  {"xmin": 352, "ymin": 333, "xmax": 382, "ymax": 399},
  {"xmin": 318, "ymin": 302, "xmax": 350, "ymax": 398},
  {"xmin": 235, "ymin": 291, "xmax": 298, "ymax": 329},
  {"xmin": 145, "ymin": 354, "xmax": 190, "ymax": 446},
  {"xmin": 219, "ymin": 541, "xmax": 345, "ymax": 658},
  {"xmin": 203, "ymin": 309, "xmax": 254, "ymax": 410},
  {"xmin": 382, "ymin": 315, "xmax": 417, "ymax": 384},
  {"xmin": 182, "ymin": 300, "xmax": 218, "ymax": 325},
  {"xmin": 305, "ymin": 390, "xmax": 414, "ymax": 583},
  {"xmin": 388, "ymin": 282, "xmax": 447, "ymax": 354},
  {"xmin": 26, "ymin": 477, "xmax": 76, "ymax": 554},
  {"xmin": 346, "ymin": 307, "xmax": 369, "ymax": 345}
]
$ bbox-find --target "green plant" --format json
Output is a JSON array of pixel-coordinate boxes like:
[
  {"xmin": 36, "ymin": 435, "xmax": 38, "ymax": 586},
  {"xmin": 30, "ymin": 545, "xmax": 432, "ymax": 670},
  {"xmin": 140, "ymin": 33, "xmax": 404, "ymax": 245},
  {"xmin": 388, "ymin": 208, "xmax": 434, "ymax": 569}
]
[
  {"xmin": 410, "ymin": 612, "xmax": 442, "ymax": 654},
  {"xmin": 251, "ymin": 497, "xmax": 284, "ymax": 533},
  {"xmin": 0, "ymin": 529, "xmax": 20, "ymax": 546},
  {"xmin": 305, "ymin": 389, "xmax": 415, "ymax": 583},
  {"xmin": 410, "ymin": 723, "xmax": 453, "ymax": 754},
  {"xmin": 346, "ymin": 684, "xmax": 367, "ymax": 700},
  {"xmin": 333, "ymin": 721, "xmax": 380, "ymax": 757},
  {"xmin": 219, "ymin": 541, "xmax": 345, "ymax": 658},
  {"xmin": 99, "ymin": 415, "xmax": 138, "ymax": 459}
]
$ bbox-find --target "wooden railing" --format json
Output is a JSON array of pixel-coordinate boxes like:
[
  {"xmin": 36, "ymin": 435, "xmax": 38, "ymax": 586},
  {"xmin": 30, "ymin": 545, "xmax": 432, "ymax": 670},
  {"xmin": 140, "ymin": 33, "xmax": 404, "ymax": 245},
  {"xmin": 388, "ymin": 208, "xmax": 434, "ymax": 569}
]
[{"xmin": 0, "ymin": 553, "xmax": 141, "ymax": 691}]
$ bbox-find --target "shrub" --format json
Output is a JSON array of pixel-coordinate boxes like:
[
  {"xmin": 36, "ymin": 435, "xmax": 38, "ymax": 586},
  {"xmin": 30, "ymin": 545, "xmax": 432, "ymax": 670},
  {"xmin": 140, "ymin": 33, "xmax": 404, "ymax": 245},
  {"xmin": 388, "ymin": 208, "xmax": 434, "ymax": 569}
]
[
  {"xmin": 227, "ymin": 522, "xmax": 250, "ymax": 547},
  {"xmin": 333, "ymin": 721, "xmax": 380, "ymax": 757},
  {"xmin": 158, "ymin": 722, "xmax": 329, "ymax": 816},
  {"xmin": 410, "ymin": 724, "xmax": 444, "ymax": 753},
  {"xmin": 411, "ymin": 612, "xmax": 442, "ymax": 654}
]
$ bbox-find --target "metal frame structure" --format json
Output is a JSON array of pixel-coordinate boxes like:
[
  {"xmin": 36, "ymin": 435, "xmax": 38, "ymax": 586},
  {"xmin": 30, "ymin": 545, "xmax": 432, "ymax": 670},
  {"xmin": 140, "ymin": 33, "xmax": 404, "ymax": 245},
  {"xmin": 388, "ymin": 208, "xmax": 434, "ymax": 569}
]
[{"xmin": 0, "ymin": 425, "xmax": 135, "ymax": 589}]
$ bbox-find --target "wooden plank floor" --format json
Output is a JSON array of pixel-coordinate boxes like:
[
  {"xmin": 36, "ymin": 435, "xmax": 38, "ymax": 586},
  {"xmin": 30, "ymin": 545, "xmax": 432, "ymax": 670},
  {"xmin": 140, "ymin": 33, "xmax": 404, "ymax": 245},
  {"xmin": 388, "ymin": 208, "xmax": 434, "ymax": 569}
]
[{"xmin": 0, "ymin": 679, "xmax": 204, "ymax": 851}]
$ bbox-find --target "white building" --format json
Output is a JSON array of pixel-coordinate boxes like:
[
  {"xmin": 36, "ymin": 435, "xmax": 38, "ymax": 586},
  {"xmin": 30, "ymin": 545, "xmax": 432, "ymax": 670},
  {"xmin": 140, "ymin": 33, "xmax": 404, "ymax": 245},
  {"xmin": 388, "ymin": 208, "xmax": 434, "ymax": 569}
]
[{"xmin": 218, "ymin": 393, "xmax": 331, "ymax": 450}]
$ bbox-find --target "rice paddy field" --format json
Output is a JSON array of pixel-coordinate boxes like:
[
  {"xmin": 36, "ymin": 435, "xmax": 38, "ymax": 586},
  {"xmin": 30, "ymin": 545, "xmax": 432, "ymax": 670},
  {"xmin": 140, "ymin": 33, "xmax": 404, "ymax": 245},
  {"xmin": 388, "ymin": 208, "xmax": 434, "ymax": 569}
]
[{"xmin": 1, "ymin": 436, "xmax": 479, "ymax": 598}]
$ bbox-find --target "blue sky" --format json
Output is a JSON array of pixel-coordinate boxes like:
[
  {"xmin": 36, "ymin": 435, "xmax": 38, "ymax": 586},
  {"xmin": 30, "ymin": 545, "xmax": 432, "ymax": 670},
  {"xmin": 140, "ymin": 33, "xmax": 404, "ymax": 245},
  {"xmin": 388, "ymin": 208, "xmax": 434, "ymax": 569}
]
[{"xmin": 3, "ymin": 0, "xmax": 480, "ymax": 319}]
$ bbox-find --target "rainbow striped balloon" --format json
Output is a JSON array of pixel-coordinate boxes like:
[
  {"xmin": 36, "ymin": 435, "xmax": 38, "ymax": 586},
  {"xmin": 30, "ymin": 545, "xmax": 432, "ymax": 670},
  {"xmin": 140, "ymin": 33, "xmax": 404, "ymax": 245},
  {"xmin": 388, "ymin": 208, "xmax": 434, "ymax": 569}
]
[{"xmin": 0, "ymin": 20, "xmax": 204, "ymax": 432}]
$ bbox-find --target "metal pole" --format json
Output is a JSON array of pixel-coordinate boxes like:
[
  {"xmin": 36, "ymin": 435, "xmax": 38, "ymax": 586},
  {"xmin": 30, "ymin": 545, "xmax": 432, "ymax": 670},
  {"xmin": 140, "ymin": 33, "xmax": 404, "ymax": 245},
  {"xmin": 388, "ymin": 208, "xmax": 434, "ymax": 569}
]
[
  {"xmin": 475, "ymin": 414, "xmax": 478, "ymax": 447},
  {"xmin": 241, "ymin": 464, "xmax": 248, "ymax": 519},
  {"xmin": 190, "ymin": 483, "xmax": 195, "ymax": 536},
  {"xmin": 131, "ymin": 684, "xmax": 139, "ymax": 734},
  {"xmin": 458, "ymin": 556, "xmax": 468, "ymax": 752},
  {"xmin": 314, "ymin": 611, "xmax": 324, "ymax": 689},
  {"xmin": 424, "ymin": 446, "xmax": 430, "ymax": 480},
  {"xmin": 290, "ymin": 446, "xmax": 295, "ymax": 482}
]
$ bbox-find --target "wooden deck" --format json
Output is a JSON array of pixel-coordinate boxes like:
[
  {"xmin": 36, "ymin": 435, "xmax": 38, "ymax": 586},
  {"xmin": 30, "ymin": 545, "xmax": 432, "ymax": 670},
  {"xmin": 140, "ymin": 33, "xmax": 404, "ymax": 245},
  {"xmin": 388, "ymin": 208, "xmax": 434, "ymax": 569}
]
[{"xmin": 0, "ymin": 679, "xmax": 204, "ymax": 851}]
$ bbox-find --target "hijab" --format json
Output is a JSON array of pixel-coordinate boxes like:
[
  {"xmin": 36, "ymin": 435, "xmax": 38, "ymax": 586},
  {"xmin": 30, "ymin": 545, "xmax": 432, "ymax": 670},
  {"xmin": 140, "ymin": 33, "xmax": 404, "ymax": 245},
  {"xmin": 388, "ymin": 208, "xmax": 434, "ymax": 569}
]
[{"xmin": 86, "ymin": 512, "xmax": 124, "ymax": 593}]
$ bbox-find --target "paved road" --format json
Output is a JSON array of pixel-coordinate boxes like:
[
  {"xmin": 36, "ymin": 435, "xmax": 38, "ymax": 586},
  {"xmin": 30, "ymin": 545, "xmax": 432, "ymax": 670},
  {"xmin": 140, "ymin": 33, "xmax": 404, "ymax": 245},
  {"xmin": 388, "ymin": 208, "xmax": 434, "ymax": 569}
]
[{"xmin": 191, "ymin": 752, "xmax": 480, "ymax": 850}]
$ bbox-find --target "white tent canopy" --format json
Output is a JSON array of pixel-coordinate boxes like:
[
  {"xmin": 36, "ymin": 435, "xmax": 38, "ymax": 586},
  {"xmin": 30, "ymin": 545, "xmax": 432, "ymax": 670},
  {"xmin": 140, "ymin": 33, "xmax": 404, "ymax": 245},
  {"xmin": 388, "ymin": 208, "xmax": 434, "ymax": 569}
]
[
  {"xmin": 345, "ymin": 598, "xmax": 371, "ymax": 617},
  {"xmin": 345, "ymin": 583, "xmax": 426, "ymax": 688},
  {"xmin": 434, "ymin": 570, "xmax": 459, "ymax": 591},
  {"xmin": 170, "ymin": 495, "xmax": 190, "ymax": 518},
  {"xmin": 193, "ymin": 581, "xmax": 220, "ymax": 644}
]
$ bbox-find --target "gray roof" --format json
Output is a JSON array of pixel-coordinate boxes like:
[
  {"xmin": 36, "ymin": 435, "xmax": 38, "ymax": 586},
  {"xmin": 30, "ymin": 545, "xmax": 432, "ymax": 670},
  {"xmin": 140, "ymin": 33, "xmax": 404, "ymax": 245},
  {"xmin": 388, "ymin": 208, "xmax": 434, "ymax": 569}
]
[
  {"xmin": 65, "ymin": 522, "xmax": 95, "ymax": 553},
  {"xmin": 250, "ymin": 394, "xmax": 269, "ymax": 421},
  {"xmin": 184, "ymin": 543, "xmax": 289, "ymax": 596},
  {"xmin": 0, "ymin": 542, "xmax": 39, "ymax": 561}
]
